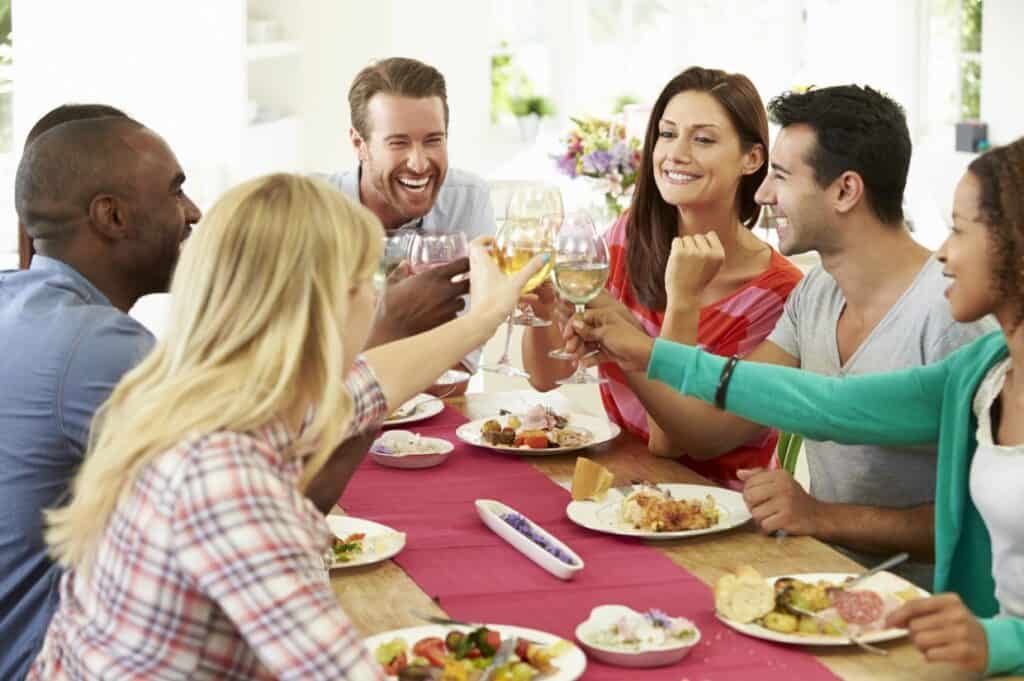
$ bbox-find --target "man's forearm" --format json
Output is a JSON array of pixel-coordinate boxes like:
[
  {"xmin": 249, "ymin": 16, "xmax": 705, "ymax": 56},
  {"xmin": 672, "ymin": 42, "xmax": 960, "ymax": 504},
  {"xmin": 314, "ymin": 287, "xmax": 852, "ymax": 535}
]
[
  {"xmin": 305, "ymin": 431, "xmax": 377, "ymax": 514},
  {"xmin": 816, "ymin": 502, "xmax": 935, "ymax": 562}
]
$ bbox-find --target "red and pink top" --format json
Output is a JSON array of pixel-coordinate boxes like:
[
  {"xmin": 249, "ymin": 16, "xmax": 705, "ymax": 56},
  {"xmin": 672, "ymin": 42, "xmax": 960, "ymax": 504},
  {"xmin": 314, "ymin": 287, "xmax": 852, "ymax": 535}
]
[{"xmin": 599, "ymin": 212, "xmax": 803, "ymax": 488}]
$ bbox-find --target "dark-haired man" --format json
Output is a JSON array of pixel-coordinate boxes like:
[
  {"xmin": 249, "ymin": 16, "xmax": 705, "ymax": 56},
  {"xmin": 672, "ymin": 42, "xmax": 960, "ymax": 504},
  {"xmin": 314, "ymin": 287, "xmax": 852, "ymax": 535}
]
[
  {"xmin": 0, "ymin": 114, "xmax": 201, "ymax": 679},
  {"xmin": 17, "ymin": 104, "xmax": 128, "ymax": 269},
  {"xmin": 323, "ymin": 57, "xmax": 494, "ymax": 375},
  {"xmin": 579, "ymin": 85, "xmax": 994, "ymax": 587}
]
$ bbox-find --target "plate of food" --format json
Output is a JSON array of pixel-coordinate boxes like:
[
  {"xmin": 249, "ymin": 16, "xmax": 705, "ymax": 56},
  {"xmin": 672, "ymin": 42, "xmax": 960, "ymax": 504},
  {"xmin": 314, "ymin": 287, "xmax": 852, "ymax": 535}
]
[
  {"xmin": 575, "ymin": 604, "xmax": 700, "ymax": 668},
  {"xmin": 367, "ymin": 623, "xmax": 585, "ymax": 680},
  {"xmin": 455, "ymin": 404, "xmax": 620, "ymax": 455},
  {"xmin": 384, "ymin": 393, "xmax": 445, "ymax": 426},
  {"xmin": 323, "ymin": 516, "xmax": 406, "ymax": 569},
  {"xmin": 714, "ymin": 565, "xmax": 929, "ymax": 646},
  {"xmin": 565, "ymin": 483, "xmax": 750, "ymax": 539},
  {"xmin": 370, "ymin": 430, "xmax": 454, "ymax": 469}
]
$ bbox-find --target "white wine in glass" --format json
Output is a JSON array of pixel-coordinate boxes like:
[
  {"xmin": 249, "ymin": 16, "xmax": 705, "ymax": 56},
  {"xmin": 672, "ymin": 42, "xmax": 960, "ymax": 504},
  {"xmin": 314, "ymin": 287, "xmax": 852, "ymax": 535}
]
[
  {"xmin": 494, "ymin": 218, "xmax": 555, "ymax": 326},
  {"xmin": 550, "ymin": 212, "xmax": 610, "ymax": 384}
]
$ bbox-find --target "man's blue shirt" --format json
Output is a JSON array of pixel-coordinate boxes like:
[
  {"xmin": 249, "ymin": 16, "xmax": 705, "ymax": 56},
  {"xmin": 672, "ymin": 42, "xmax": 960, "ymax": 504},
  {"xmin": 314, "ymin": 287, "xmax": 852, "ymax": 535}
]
[{"xmin": 0, "ymin": 256, "xmax": 154, "ymax": 679}]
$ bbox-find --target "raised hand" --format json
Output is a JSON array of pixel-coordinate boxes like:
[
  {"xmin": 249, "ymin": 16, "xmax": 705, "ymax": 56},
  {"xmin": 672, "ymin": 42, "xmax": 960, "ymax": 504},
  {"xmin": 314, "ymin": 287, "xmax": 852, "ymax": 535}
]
[
  {"xmin": 370, "ymin": 256, "xmax": 471, "ymax": 346},
  {"xmin": 665, "ymin": 233, "xmax": 725, "ymax": 307},
  {"xmin": 885, "ymin": 593, "xmax": 988, "ymax": 672},
  {"xmin": 571, "ymin": 307, "xmax": 655, "ymax": 373}
]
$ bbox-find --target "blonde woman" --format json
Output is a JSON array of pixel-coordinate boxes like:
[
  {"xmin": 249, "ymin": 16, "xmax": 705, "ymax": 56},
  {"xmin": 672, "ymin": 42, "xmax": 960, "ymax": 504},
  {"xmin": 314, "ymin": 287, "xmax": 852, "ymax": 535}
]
[{"xmin": 28, "ymin": 174, "xmax": 544, "ymax": 681}]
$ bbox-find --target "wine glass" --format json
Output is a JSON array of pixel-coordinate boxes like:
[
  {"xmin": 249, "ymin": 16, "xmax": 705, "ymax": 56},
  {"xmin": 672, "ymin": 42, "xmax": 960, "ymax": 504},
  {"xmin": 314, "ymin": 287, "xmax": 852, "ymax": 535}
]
[
  {"xmin": 381, "ymin": 229, "xmax": 415, "ymax": 279},
  {"xmin": 407, "ymin": 232, "xmax": 469, "ymax": 274},
  {"xmin": 478, "ymin": 219, "xmax": 530, "ymax": 378},
  {"xmin": 506, "ymin": 183, "xmax": 563, "ymax": 324},
  {"xmin": 550, "ymin": 211, "xmax": 610, "ymax": 385},
  {"xmin": 495, "ymin": 217, "xmax": 555, "ymax": 327},
  {"xmin": 506, "ymin": 183, "xmax": 564, "ymax": 222}
]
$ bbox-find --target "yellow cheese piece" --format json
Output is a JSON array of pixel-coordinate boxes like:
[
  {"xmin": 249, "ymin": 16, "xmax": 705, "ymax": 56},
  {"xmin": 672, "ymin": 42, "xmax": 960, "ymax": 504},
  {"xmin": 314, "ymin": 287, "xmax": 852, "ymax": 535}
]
[{"xmin": 571, "ymin": 457, "xmax": 614, "ymax": 501}]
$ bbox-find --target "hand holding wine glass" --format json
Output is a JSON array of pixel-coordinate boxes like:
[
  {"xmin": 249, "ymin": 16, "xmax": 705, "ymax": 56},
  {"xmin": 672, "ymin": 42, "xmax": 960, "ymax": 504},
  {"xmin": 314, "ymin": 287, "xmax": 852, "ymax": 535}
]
[
  {"xmin": 408, "ymin": 232, "xmax": 469, "ymax": 274},
  {"xmin": 550, "ymin": 211, "xmax": 611, "ymax": 384}
]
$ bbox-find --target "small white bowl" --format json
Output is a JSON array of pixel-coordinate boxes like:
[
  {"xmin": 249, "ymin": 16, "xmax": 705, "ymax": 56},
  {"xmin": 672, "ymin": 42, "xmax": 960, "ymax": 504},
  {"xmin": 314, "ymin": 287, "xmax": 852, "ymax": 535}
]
[
  {"xmin": 475, "ymin": 499, "xmax": 584, "ymax": 580},
  {"xmin": 369, "ymin": 430, "xmax": 454, "ymax": 469},
  {"xmin": 575, "ymin": 604, "xmax": 701, "ymax": 668}
]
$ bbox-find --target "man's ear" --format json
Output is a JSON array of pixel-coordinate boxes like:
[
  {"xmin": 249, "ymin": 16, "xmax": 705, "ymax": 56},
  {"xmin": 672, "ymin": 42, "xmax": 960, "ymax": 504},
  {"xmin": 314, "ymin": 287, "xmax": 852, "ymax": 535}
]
[
  {"xmin": 350, "ymin": 127, "xmax": 367, "ymax": 162},
  {"xmin": 741, "ymin": 143, "xmax": 766, "ymax": 176},
  {"xmin": 831, "ymin": 170, "xmax": 865, "ymax": 215},
  {"xmin": 88, "ymin": 194, "xmax": 135, "ymax": 241}
]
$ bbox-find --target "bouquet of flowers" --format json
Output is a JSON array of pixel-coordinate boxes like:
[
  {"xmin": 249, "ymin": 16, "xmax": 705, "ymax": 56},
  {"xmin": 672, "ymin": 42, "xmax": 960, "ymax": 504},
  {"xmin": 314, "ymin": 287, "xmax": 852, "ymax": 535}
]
[{"xmin": 554, "ymin": 116, "xmax": 643, "ymax": 217}]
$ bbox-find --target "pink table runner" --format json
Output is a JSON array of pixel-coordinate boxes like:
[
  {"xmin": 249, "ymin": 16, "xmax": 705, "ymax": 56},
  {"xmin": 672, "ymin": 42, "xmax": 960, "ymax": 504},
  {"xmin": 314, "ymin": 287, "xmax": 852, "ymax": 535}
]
[{"xmin": 340, "ymin": 406, "xmax": 841, "ymax": 680}]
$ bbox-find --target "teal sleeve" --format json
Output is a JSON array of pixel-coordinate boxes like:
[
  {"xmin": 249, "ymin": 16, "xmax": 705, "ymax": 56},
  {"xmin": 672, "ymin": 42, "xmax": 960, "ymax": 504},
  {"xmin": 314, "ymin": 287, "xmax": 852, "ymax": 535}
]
[
  {"xmin": 982, "ymin": 616, "xmax": 1024, "ymax": 676},
  {"xmin": 646, "ymin": 338, "xmax": 948, "ymax": 446}
]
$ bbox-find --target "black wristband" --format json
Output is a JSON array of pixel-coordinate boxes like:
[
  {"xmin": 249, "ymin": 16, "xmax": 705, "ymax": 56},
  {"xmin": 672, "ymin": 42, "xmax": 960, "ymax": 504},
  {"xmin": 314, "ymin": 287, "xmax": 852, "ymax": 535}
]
[{"xmin": 714, "ymin": 355, "xmax": 740, "ymax": 410}]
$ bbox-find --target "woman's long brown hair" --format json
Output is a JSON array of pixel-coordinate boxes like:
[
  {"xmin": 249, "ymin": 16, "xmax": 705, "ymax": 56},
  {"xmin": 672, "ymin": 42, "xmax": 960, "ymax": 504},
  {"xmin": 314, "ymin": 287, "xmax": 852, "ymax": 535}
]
[{"xmin": 626, "ymin": 66, "xmax": 769, "ymax": 310}]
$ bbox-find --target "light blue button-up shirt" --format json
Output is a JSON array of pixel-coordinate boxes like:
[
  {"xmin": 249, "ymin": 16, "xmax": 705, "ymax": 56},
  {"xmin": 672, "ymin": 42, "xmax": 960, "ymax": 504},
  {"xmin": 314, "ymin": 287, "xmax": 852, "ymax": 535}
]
[
  {"xmin": 322, "ymin": 166, "xmax": 495, "ymax": 372},
  {"xmin": 0, "ymin": 256, "xmax": 154, "ymax": 680}
]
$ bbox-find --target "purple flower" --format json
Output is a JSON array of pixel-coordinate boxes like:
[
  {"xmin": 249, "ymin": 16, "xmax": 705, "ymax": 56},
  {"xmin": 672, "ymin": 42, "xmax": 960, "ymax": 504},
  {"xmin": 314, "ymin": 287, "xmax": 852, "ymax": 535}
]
[
  {"xmin": 609, "ymin": 141, "xmax": 633, "ymax": 171},
  {"xmin": 555, "ymin": 152, "xmax": 578, "ymax": 178},
  {"xmin": 646, "ymin": 608, "xmax": 672, "ymax": 628},
  {"xmin": 582, "ymin": 150, "xmax": 612, "ymax": 175}
]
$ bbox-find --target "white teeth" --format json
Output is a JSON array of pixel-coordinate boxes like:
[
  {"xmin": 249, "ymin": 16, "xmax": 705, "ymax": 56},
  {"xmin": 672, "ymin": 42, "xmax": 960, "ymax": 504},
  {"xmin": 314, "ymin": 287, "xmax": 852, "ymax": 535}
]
[
  {"xmin": 398, "ymin": 177, "xmax": 429, "ymax": 191},
  {"xmin": 664, "ymin": 170, "xmax": 699, "ymax": 183}
]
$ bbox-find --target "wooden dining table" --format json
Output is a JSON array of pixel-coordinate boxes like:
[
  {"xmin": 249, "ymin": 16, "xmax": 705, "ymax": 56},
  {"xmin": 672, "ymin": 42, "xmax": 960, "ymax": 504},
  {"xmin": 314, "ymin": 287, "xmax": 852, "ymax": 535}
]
[{"xmin": 330, "ymin": 394, "xmax": 1006, "ymax": 681}]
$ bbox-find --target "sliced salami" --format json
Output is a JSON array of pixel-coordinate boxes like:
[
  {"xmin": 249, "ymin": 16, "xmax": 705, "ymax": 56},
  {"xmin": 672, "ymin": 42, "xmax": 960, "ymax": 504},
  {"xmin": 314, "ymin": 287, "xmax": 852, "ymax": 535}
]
[{"xmin": 831, "ymin": 588, "xmax": 884, "ymax": 625}]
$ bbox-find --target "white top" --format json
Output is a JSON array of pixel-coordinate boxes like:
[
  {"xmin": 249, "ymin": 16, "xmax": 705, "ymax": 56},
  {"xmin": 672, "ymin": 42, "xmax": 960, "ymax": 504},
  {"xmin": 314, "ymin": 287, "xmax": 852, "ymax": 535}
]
[{"xmin": 970, "ymin": 357, "xmax": 1024, "ymax": 617}]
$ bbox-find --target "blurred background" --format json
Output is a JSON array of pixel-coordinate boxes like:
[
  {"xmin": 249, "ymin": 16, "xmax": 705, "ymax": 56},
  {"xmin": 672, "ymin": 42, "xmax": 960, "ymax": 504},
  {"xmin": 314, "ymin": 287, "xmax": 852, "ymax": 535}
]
[{"xmin": 1, "ymin": 0, "xmax": 1019, "ymax": 263}]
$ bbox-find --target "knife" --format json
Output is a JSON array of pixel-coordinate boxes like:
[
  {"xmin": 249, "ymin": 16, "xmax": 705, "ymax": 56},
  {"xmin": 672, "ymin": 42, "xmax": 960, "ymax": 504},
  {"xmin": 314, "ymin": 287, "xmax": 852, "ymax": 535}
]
[{"xmin": 479, "ymin": 638, "xmax": 517, "ymax": 681}]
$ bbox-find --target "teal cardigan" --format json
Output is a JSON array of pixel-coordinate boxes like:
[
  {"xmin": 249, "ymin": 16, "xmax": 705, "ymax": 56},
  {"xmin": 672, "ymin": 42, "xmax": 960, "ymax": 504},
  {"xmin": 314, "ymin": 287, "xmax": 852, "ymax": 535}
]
[{"xmin": 647, "ymin": 331, "xmax": 1024, "ymax": 676}]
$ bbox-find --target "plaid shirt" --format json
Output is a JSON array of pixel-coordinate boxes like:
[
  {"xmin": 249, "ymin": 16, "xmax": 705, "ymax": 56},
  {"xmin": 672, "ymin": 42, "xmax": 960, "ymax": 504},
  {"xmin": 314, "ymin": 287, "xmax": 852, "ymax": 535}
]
[{"xmin": 28, "ymin": 357, "xmax": 388, "ymax": 681}]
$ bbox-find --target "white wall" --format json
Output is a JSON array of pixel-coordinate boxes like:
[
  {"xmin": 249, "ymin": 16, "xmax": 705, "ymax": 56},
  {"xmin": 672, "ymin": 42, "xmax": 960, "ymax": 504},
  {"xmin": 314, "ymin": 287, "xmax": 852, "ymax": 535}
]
[
  {"xmin": 12, "ymin": 0, "xmax": 246, "ymax": 211},
  {"xmin": 980, "ymin": 0, "xmax": 1024, "ymax": 146}
]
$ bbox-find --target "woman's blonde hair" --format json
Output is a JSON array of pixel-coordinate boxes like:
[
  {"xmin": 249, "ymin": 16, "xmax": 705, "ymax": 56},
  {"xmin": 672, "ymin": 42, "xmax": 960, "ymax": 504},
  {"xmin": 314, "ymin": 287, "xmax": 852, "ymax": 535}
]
[{"xmin": 46, "ymin": 173, "xmax": 383, "ymax": 570}]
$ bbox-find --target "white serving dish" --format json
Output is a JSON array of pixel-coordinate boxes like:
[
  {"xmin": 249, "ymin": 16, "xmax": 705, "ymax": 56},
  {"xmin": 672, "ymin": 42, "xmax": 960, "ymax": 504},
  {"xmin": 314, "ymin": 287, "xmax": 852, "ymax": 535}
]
[
  {"xmin": 574, "ymin": 604, "xmax": 701, "ymax": 668},
  {"xmin": 369, "ymin": 430, "xmax": 454, "ymax": 469},
  {"xmin": 566, "ymin": 483, "xmax": 751, "ymax": 539},
  {"xmin": 475, "ymin": 499, "xmax": 584, "ymax": 580}
]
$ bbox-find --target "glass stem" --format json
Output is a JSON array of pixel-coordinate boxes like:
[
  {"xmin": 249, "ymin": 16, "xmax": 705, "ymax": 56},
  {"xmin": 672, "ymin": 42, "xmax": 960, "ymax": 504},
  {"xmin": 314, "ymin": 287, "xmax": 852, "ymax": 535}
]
[
  {"xmin": 499, "ymin": 314, "xmax": 515, "ymax": 364},
  {"xmin": 573, "ymin": 303, "xmax": 588, "ymax": 378}
]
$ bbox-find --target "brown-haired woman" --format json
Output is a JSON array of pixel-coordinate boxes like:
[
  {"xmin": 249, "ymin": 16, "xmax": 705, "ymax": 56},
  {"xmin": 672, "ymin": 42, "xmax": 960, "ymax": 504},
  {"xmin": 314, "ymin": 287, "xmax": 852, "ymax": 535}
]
[{"xmin": 524, "ymin": 66, "xmax": 802, "ymax": 488}]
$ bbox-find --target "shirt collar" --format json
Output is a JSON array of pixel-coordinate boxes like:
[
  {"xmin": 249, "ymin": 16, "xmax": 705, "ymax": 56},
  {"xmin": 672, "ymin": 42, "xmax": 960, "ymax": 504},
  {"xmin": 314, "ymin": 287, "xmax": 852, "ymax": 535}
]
[
  {"xmin": 29, "ymin": 255, "xmax": 114, "ymax": 307},
  {"xmin": 353, "ymin": 164, "xmax": 425, "ymax": 232}
]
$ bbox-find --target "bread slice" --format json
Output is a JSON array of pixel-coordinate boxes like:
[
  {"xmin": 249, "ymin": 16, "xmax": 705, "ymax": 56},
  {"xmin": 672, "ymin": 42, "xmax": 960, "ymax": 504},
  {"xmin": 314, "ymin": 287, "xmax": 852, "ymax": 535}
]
[
  {"xmin": 715, "ymin": 565, "xmax": 775, "ymax": 623},
  {"xmin": 571, "ymin": 457, "xmax": 614, "ymax": 501}
]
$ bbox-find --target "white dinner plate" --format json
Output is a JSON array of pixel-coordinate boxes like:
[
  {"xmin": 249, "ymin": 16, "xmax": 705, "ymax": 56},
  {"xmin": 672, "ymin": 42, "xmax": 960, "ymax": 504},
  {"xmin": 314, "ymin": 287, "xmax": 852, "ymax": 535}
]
[
  {"xmin": 566, "ymin": 483, "xmax": 750, "ymax": 539},
  {"xmin": 455, "ymin": 413, "xmax": 620, "ymax": 456},
  {"xmin": 383, "ymin": 393, "xmax": 445, "ymax": 426},
  {"xmin": 324, "ymin": 516, "xmax": 405, "ymax": 569},
  {"xmin": 364, "ymin": 624, "xmax": 586, "ymax": 680},
  {"xmin": 716, "ymin": 571, "xmax": 930, "ymax": 646}
]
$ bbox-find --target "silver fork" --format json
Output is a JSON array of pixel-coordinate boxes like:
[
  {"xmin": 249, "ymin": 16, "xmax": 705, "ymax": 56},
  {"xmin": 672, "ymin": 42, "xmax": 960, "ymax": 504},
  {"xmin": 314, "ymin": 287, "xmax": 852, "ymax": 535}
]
[
  {"xmin": 389, "ymin": 385, "xmax": 458, "ymax": 420},
  {"xmin": 408, "ymin": 609, "xmax": 477, "ymax": 628},
  {"xmin": 786, "ymin": 604, "xmax": 888, "ymax": 656}
]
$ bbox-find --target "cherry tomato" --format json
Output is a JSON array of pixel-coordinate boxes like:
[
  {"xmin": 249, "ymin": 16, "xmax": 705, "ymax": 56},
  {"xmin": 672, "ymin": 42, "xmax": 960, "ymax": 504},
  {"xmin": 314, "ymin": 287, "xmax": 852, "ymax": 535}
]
[{"xmin": 412, "ymin": 637, "xmax": 447, "ymax": 667}]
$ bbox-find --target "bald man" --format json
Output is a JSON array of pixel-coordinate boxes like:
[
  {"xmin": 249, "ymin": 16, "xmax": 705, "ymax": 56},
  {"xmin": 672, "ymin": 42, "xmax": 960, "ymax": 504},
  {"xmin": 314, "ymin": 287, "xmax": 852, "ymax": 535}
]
[
  {"xmin": 0, "ymin": 116, "xmax": 200, "ymax": 680},
  {"xmin": 16, "ymin": 103, "xmax": 128, "ymax": 269}
]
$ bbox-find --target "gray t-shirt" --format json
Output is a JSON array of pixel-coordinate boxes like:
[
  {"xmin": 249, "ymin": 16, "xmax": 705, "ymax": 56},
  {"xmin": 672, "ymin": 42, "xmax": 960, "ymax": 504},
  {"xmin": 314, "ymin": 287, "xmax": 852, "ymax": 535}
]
[
  {"xmin": 320, "ymin": 167, "xmax": 495, "ymax": 372},
  {"xmin": 767, "ymin": 256, "xmax": 997, "ymax": 588}
]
